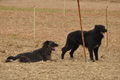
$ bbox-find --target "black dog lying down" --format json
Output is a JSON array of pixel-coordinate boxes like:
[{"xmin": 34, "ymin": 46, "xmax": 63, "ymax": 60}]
[
  {"xmin": 5, "ymin": 41, "xmax": 58, "ymax": 63},
  {"xmin": 61, "ymin": 25, "xmax": 107, "ymax": 62}
]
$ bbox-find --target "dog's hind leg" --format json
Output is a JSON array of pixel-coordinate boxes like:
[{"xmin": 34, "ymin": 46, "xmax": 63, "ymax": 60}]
[
  {"xmin": 94, "ymin": 47, "xmax": 99, "ymax": 60},
  {"xmin": 69, "ymin": 45, "xmax": 79, "ymax": 58},
  {"xmin": 19, "ymin": 56, "xmax": 30, "ymax": 63},
  {"xmin": 61, "ymin": 45, "xmax": 73, "ymax": 59}
]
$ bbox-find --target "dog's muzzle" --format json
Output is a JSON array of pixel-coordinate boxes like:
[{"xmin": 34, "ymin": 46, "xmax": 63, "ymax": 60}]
[
  {"xmin": 101, "ymin": 32, "xmax": 106, "ymax": 37},
  {"xmin": 52, "ymin": 47, "xmax": 56, "ymax": 51},
  {"xmin": 101, "ymin": 29, "xmax": 107, "ymax": 37}
]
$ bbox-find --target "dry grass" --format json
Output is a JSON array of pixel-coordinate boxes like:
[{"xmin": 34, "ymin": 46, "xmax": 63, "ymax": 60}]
[{"xmin": 0, "ymin": 0, "xmax": 120, "ymax": 80}]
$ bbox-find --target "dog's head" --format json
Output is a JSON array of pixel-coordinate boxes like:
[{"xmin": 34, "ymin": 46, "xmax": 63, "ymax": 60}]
[
  {"xmin": 94, "ymin": 25, "xmax": 107, "ymax": 37},
  {"xmin": 43, "ymin": 41, "xmax": 58, "ymax": 51}
]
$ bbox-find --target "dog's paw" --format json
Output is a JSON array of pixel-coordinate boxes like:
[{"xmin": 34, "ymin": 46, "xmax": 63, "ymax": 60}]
[{"xmin": 92, "ymin": 60, "xmax": 95, "ymax": 62}]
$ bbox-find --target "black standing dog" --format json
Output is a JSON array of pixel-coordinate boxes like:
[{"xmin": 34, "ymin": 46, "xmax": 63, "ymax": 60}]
[
  {"xmin": 61, "ymin": 25, "xmax": 107, "ymax": 62},
  {"xmin": 5, "ymin": 41, "xmax": 58, "ymax": 63}
]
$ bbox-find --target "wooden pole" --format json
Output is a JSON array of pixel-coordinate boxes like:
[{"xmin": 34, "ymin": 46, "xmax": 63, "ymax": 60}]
[
  {"xmin": 77, "ymin": 0, "xmax": 87, "ymax": 62},
  {"xmin": 33, "ymin": 6, "xmax": 36, "ymax": 39},
  {"xmin": 106, "ymin": 6, "xmax": 108, "ymax": 47},
  {"xmin": 64, "ymin": 0, "xmax": 66, "ymax": 17}
]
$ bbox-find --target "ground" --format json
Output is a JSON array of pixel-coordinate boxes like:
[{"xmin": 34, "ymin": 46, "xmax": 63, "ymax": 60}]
[{"xmin": 0, "ymin": 0, "xmax": 120, "ymax": 80}]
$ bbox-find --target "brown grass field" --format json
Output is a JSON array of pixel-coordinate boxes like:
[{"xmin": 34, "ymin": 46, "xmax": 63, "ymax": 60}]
[{"xmin": 0, "ymin": 0, "xmax": 120, "ymax": 80}]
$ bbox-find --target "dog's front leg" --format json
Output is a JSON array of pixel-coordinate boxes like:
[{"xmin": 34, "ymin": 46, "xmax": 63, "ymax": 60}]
[
  {"xmin": 43, "ymin": 56, "xmax": 47, "ymax": 61},
  {"xmin": 94, "ymin": 47, "xmax": 99, "ymax": 60},
  {"xmin": 88, "ymin": 48, "xmax": 94, "ymax": 62}
]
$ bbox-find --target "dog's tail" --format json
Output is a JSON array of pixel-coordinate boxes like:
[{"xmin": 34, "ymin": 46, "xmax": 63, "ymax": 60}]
[{"xmin": 5, "ymin": 56, "xmax": 18, "ymax": 62}]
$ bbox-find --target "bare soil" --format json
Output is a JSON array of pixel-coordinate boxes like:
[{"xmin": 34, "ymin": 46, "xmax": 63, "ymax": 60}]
[{"xmin": 0, "ymin": 0, "xmax": 120, "ymax": 80}]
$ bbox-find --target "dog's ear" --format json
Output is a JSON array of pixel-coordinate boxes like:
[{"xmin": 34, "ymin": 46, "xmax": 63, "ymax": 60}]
[
  {"xmin": 94, "ymin": 25, "xmax": 100, "ymax": 32},
  {"xmin": 44, "ymin": 41, "xmax": 49, "ymax": 45},
  {"xmin": 95, "ymin": 25, "xmax": 98, "ymax": 28},
  {"xmin": 94, "ymin": 25, "xmax": 100, "ymax": 30}
]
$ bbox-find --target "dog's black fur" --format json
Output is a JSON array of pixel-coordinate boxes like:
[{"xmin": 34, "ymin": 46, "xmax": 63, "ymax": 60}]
[
  {"xmin": 61, "ymin": 25, "xmax": 107, "ymax": 62},
  {"xmin": 5, "ymin": 41, "xmax": 58, "ymax": 63}
]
